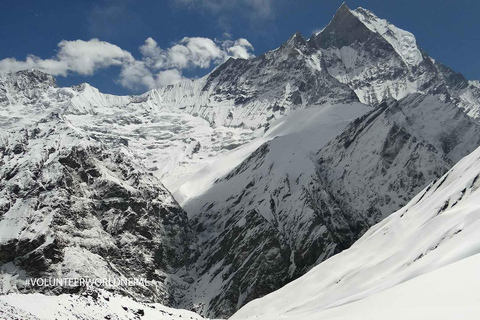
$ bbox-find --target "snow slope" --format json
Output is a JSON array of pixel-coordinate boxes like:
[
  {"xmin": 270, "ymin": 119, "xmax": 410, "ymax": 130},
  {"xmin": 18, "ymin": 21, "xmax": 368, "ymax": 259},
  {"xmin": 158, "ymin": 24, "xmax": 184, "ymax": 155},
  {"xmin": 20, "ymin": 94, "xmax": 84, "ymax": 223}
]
[
  {"xmin": 182, "ymin": 92, "xmax": 480, "ymax": 317},
  {"xmin": 231, "ymin": 141, "xmax": 480, "ymax": 319},
  {"xmin": 0, "ymin": 290, "xmax": 205, "ymax": 320},
  {"xmin": 178, "ymin": 101, "xmax": 371, "ymax": 205},
  {"xmin": 181, "ymin": 102, "xmax": 372, "ymax": 316},
  {"xmin": 234, "ymin": 252, "xmax": 480, "ymax": 320}
]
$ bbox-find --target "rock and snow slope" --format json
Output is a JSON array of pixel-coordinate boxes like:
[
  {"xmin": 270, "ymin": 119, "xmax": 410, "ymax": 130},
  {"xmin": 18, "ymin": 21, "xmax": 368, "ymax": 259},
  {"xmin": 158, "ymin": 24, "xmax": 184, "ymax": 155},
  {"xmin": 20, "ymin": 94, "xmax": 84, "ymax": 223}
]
[
  {"xmin": 310, "ymin": 3, "xmax": 480, "ymax": 114},
  {"xmin": 183, "ymin": 92, "xmax": 480, "ymax": 317},
  {"xmin": 183, "ymin": 102, "xmax": 372, "ymax": 316},
  {"xmin": 0, "ymin": 114, "xmax": 197, "ymax": 305},
  {"xmin": 231, "ymin": 141, "xmax": 480, "ymax": 319},
  {"xmin": 317, "ymin": 93, "xmax": 480, "ymax": 222},
  {"xmin": 1, "ymin": 2, "xmax": 480, "ymax": 319}
]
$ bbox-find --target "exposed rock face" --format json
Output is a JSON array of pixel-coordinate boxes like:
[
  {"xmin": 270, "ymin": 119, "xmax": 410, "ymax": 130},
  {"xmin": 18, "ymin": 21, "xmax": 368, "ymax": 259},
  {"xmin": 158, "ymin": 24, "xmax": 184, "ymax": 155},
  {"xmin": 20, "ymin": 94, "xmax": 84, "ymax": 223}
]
[
  {"xmin": 0, "ymin": 115, "xmax": 197, "ymax": 306},
  {"xmin": 317, "ymin": 94, "xmax": 480, "ymax": 223},
  {"xmin": 309, "ymin": 4, "xmax": 480, "ymax": 111}
]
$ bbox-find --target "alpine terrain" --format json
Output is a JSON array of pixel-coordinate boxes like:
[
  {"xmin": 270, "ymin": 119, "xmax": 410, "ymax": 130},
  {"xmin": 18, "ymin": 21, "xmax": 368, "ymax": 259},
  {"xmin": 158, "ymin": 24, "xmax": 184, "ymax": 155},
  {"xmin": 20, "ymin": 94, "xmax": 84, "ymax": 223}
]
[
  {"xmin": 1, "ymin": 3, "xmax": 480, "ymax": 319},
  {"xmin": 231, "ymin": 132, "xmax": 480, "ymax": 320}
]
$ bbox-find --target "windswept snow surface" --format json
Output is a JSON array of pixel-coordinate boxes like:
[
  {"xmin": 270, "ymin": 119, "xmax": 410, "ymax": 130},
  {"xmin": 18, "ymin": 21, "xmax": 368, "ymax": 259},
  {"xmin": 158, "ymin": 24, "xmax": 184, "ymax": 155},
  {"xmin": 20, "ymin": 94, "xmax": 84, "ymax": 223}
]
[
  {"xmin": 234, "ymin": 253, "xmax": 480, "ymax": 320},
  {"xmin": 232, "ymin": 143, "xmax": 480, "ymax": 319},
  {"xmin": 0, "ymin": 290, "xmax": 206, "ymax": 320}
]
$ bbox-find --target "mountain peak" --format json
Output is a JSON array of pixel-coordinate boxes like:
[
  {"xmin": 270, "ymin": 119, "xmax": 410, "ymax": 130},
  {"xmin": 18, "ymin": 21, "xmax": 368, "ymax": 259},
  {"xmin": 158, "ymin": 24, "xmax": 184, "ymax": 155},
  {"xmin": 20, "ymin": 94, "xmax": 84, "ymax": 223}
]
[
  {"xmin": 351, "ymin": 7, "xmax": 424, "ymax": 66},
  {"xmin": 282, "ymin": 31, "xmax": 307, "ymax": 48},
  {"xmin": 0, "ymin": 69, "xmax": 56, "ymax": 89},
  {"xmin": 309, "ymin": 4, "xmax": 423, "ymax": 67},
  {"xmin": 337, "ymin": 2, "xmax": 350, "ymax": 13},
  {"xmin": 308, "ymin": 2, "xmax": 372, "ymax": 49}
]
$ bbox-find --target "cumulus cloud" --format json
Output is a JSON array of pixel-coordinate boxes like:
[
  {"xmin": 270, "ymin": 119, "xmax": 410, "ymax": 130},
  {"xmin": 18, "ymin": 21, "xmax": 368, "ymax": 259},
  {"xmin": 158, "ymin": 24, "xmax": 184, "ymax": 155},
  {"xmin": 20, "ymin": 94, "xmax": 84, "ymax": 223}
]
[
  {"xmin": 157, "ymin": 69, "xmax": 185, "ymax": 86},
  {"xmin": 169, "ymin": 37, "xmax": 225, "ymax": 68},
  {"xmin": 118, "ymin": 36, "xmax": 253, "ymax": 89},
  {"xmin": 224, "ymin": 38, "xmax": 255, "ymax": 59},
  {"xmin": 118, "ymin": 60, "xmax": 156, "ymax": 90},
  {"xmin": 0, "ymin": 56, "xmax": 67, "ymax": 76},
  {"xmin": 0, "ymin": 35, "xmax": 254, "ymax": 91},
  {"xmin": 56, "ymin": 39, "xmax": 134, "ymax": 75},
  {"xmin": 138, "ymin": 36, "xmax": 254, "ymax": 70},
  {"xmin": 0, "ymin": 39, "xmax": 133, "ymax": 76}
]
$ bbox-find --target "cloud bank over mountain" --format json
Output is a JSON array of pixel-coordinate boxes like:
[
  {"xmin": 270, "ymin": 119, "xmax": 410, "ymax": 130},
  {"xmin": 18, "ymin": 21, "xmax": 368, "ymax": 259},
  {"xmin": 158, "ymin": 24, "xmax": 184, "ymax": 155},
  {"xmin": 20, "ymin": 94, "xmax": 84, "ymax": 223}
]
[{"xmin": 0, "ymin": 36, "xmax": 254, "ymax": 90}]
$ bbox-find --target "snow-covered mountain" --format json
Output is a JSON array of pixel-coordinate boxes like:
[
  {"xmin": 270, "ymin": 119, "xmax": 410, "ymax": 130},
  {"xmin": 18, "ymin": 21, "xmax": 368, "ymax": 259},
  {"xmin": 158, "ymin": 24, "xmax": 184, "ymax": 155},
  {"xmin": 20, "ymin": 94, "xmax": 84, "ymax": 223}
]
[
  {"xmin": 1, "ymin": 2, "xmax": 480, "ymax": 319},
  {"xmin": 0, "ymin": 70, "xmax": 261, "ymax": 195},
  {"xmin": 0, "ymin": 113, "xmax": 198, "ymax": 306},
  {"xmin": 317, "ymin": 93, "xmax": 480, "ymax": 222},
  {"xmin": 184, "ymin": 93, "xmax": 480, "ymax": 317},
  {"xmin": 311, "ymin": 3, "xmax": 480, "ymax": 114},
  {"xmin": 231, "ymin": 136, "xmax": 480, "ymax": 320},
  {"xmin": 183, "ymin": 102, "xmax": 373, "ymax": 316},
  {"xmin": 175, "ymin": 5, "xmax": 480, "ymax": 317}
]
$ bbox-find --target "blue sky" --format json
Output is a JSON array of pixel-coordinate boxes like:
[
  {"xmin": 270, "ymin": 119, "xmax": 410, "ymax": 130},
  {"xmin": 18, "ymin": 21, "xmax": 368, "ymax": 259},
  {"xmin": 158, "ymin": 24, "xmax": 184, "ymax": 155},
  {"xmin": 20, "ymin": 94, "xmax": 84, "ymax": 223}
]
[{"xmin": 1, "ymin": 0, "xmax": 479, "ymax": 95}]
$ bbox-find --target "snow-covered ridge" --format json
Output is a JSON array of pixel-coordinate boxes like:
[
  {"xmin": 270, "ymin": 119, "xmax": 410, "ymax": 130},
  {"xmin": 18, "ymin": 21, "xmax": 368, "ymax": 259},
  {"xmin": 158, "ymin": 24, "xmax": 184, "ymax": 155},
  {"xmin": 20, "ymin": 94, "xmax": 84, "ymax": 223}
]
[
  {"xmin": 317, "ymin": 93, "xmax": 480, "ymax": 222},
  {"xmin": 231, "ymin": 139, "xmax": 480, "ymax": 319},
  {"xmin": 352, "ymin": 7, "xmax": 423, "ymax": 67},
  {"xmin": 68, "ymin": 83, "xmax": 133, "ymax": 114}
]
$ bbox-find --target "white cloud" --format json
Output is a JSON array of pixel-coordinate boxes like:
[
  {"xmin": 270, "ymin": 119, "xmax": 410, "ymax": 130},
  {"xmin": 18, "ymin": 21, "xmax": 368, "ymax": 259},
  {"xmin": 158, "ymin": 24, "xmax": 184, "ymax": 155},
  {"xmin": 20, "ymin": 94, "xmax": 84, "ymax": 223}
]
[
  {"xmin": 56, "ymin": 39, "xmax": 134, "ymax": 75},
  {"xmin": 0, "ymin": 35, "xmax": 254, "ymax": 91},
  {"xmin": 156, "ymin": 69, "xmax": 185, "ymax": 86},
  {"xmin": 0, "ymin": 39, "xmax": 133, "ymax": 76},
  {"xmin": 119, "ymin": 60, "xmax": 156, "ymax": 90},
  {"xmin": 168, "ymin": 37, "xmax": 225, "ymax": 68},
  {"xmin": 138, "ymin": 36, "xmax": 251, "ymax": 70},
  {"xmin": 0, "ymin": 56, "xmax": 66, "ymax": 75},
  {"xmin": 118, "ymin": 64, "xmax": 184, "ymax": 89},
  {"xmin": 119, "ymin": 36, "xmax": 254, "ymax": 89},
  {"xmin": 225, "ymin": 38, "xmax": 255, "ymax": 59},
  {"xmin": 139, "ymin": 37, "xmax": 166, "ymax": 69}
]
